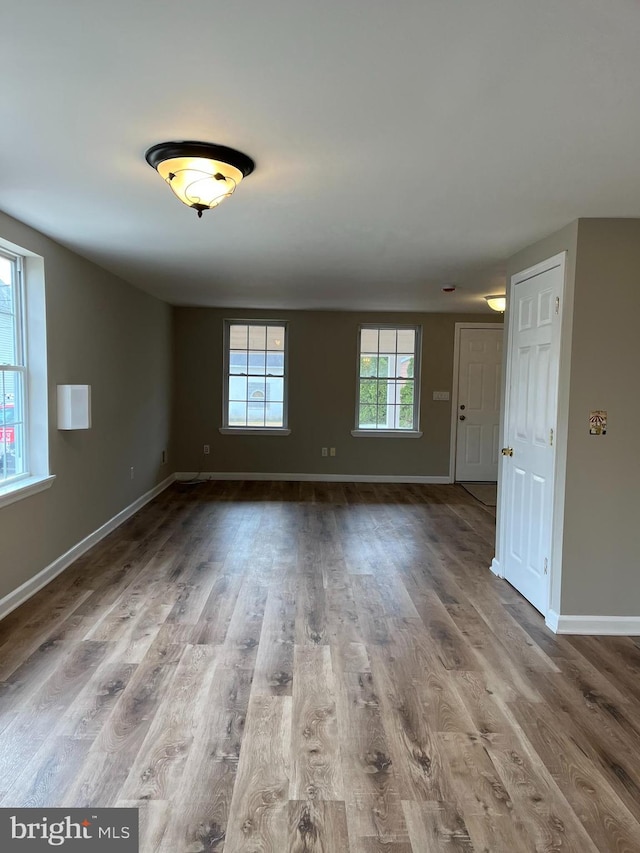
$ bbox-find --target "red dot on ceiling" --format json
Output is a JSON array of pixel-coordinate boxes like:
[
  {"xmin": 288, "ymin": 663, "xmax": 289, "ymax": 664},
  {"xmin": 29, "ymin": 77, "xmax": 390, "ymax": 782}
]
[{"xmin": 441, "ymin": 286, "xmax": 456, "ymax": 293}]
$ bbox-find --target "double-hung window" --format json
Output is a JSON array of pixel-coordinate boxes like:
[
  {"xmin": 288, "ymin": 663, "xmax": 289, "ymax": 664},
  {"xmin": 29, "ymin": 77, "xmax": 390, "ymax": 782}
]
[
  {"xmin": 355, "ymin": 324, "xmax": 422, "ymax": 434},
  {"xmin": 0, "ymin": 239, "xmax": 51, "ymax": 507},
  {"xmin": 0, "ymin": 250, "xmax": 27, "ymax": 483},
  {"xmin": 222, "ymin": 321, "xmax": 289, "ymax": 432}
]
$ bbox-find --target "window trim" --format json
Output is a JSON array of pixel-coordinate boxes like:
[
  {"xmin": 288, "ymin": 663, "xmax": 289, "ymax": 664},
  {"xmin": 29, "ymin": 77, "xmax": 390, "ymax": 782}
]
[
  {"xmin": 0, "ymin": 473, "xmax": 55, "ymax": 509},
  {"xmin": 351, "ymin": 429, "xmax": 423, "ymax": 438},
  {"xmin": 354, "ymin": 323, "xmax": 422, "ymax": 434},
  {"xmin": 222, "ymin": 319, "xmax": 290, "ymax": 433}
]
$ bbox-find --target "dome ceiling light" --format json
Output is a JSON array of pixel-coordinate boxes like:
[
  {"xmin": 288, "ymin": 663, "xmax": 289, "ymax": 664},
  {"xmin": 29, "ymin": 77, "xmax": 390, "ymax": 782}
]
[
  {"xmin": 485, "ymin": 294, "xmax": 506, "ymax": 313},
  {"xmin": 145, "ymin": 141, "xmax": 255, "ymax": 218}
]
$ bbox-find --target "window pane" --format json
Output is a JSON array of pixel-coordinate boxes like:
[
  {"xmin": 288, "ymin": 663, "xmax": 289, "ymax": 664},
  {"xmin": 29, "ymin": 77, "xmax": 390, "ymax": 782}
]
[
  {"xmin": 359, "ymin": 403, "xmax": 374, "ymax": 429},
  {"xmin": 398, "ymin": 405, "xmax": 414, "ymax": 429},
  {"xmin": 1, "ymin": 371, "xmax": 17, "ymax": 417},
  {"xmin": 360, "ymin": 328, "xmax": 378, "ymax": 353},
  {"xmin": 248, "ymin": 352, "xmax": 266, "ymax": 375},
  {"xmin": 0, "ymin": 312, "xmax": 16, "ymax": 365},
  {"xmin": 11, "ymin": 421, "xmax": 25, "ymax": 475},
  {"xmin": 249, "ymin": 378, "xmax": 266, "ymax": 400},
  {"xmin": 378, "ymin": 378, "xmax": 392, "ymax": 404},
  {"xmin": 399, "ymin": 380, "xmax": 413, "ymax": 405},
  {"xmin": 266, "ymin": 352, "xmax": 284, "ymax": 375},
  {"xmin": 397, "ymin": 329, "xmax": 415, "ymax": 354},
  {"xmin": 229, "ymin": 351, "xmax": 248, "ymax": 374},
  {"xmin": 229, "ymin": 375, "xmax": 247, "ymax": 401},
  {"xmin": 0, "ymin": 258, "xmax": 13, "ymax": 311},
  {"xmin": 377, "ymin": 404, "xmax": 392, "ymax": 428},
  {"xmin": 247, "ymin": 401, "xmax": 265, "ymax": 426},
  {"xmin": 401, "ymin": 355, "xmax": 414, "ymax": 378},
  {"xmin": 378, "ymin": 356, "xmax": 390, "ymax": 378},
  {"xmin": 229, "ymin": 324, "xmax": 248, "ymax": 349},
  {"xmin": 0, "ymin": 422, "xmax": 16, "ymax": 478},
  {"xmin": 266, "ymin": 376, "xmax": 284, "ymax": 402},
  {"xmin": 379, "ymin": 329, "xmax": 396, "ymax": 353},
  {"xmin": 360, "ymin": 378, "xmax": 377, "ymax": 398},
  {"xmin": 359, "ymin": 355, "xmax": 376, "ymax": 377},
  {"xmin": 248, "ymin": 325, "xmax": 266, "ymax": 351},
  {"xmin": 358, "ymin": 379, "xmax": 378, "ymax": 428},
  {"xmin": 228, "ymin": 401, "xmax": 247, "ymax": 426},
  {"xmin": 0, "ymin": 369, "xmax": 24, "ymax": 480},
  {"xmin": 267, "ymin": 326, "xmax": 285, "ymax": 351},
  {"xmin": 266, "ymin": 402, "xmax": 283, "ymax": 426},
  {"xmin": 11, "ymin": 372, "xmax": 24, "ymax": 426}
]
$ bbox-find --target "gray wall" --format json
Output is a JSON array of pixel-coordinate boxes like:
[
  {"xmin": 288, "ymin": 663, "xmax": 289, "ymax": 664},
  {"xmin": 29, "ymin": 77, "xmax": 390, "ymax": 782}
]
[
  {"xmin": 561, "ymin": 219, "xmax": 640, "ymax": 615},
  {"xmin": 0, "ymin": 211, "xmax": 172, "ymax": 602},
  {"xmin": 501, "ymin": 218, "xmax": 640, "ymax": 618},
  {"xmin": 173, "ymin": 307, "xmax": 502, "ymax": 477}
]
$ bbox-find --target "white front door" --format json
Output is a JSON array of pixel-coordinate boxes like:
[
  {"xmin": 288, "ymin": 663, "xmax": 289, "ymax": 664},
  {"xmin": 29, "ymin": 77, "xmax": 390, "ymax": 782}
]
[
  {"xmin": 501, "ymin": 256, "xmax": 564, "ymax": 615},
  {"xmin": 455, "ymin": 327, "xmax": 503, "ymax": 481}
]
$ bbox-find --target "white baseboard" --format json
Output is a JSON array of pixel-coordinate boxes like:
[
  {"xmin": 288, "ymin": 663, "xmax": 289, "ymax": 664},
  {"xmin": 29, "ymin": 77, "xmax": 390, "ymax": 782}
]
[
  {"xmin": 0, "ymin": 474, "xmax": 176, "ymax": 622},
  {"xmin": 490, "ymin": 557, "xmax": 503, "ymax": 578},
  {"xmin": 546, "ymin": 610, "xmax": 640, "ymax": 635},
  {"xmin": 175, "ymin": 471, "xmax": 451, "ymax": 484}
]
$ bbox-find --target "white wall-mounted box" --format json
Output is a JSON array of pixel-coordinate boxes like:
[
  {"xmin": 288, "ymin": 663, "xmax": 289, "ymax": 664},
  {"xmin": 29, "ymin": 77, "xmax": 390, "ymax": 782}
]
[{"xmin": 57, "ymin": 385, "xmax": 91, "ymax": 430}]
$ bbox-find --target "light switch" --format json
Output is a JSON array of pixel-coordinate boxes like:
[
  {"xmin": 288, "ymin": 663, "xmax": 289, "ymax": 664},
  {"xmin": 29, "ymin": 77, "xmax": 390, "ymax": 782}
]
[{"xmin": 433, "ymin": 390, "xmax": 450, "ymax": 401}]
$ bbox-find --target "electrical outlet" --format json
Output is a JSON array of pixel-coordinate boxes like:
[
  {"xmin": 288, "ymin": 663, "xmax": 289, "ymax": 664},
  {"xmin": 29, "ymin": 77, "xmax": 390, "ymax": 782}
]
[
  {"xmin": 321, "ymin": 447, "xmax": 328, "ymax": 457},
  {"xmin": 203, "ymin": 444, "xmax": 210, "ymax": 455},
  {"xmin": 330, "ymin": 447, "xmax": 336, "ymax": 457},
  {"xmin": 161, "ymin": 450, "xmax": 167, "ymax": 464},
  {"xmin": 130, "ymin": 466, "xmax": 134, "ymax": 480}
]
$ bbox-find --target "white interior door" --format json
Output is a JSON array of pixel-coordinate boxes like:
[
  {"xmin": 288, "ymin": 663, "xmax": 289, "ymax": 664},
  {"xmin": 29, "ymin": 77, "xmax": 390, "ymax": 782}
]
[
  {"xmin": 501, "ymin": 257, "xmax": 563, "ymax": 615},
  {"xmin": 455, "ymin": 327, "xmax": 503, "ymax": 481}
]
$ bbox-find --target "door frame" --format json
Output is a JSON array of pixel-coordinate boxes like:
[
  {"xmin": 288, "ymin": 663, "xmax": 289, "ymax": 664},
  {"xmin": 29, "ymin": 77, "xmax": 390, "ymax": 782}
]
[
  {"xmin": 495, "ymin": 251, "xmax": 567, "ymax": 620},
  {"xmin": 449, "ymin": 322, "xmax": 504, "ymax": 483}
]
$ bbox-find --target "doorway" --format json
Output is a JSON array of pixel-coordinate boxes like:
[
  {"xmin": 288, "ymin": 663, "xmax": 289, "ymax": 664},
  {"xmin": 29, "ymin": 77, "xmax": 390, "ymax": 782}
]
[
  {"xmin": 498, "ymin": 253, "xmax": 565, "ymax": 615},
  {"xmin": 451, "ymin": 324, "xmax": 504, "ymax": 483}
]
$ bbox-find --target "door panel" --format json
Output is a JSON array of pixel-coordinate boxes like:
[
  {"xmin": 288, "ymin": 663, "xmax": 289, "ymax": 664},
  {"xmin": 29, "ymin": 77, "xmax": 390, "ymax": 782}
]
[
  {"xmin": 502, "ymin": 260, "xmax": 563, "ymax": 615},
  {"xmin": 455, "ymin": 327, "xmax": 503, "ymax": 482}
]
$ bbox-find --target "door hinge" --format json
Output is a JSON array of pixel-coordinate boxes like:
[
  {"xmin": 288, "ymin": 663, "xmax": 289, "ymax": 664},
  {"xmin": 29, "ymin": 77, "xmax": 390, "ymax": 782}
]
[
  {"xmin": 549, "ymin": 428, "xmax": 554, "ymax": 446},
  {"xmin": 544, "ymin": 557, "xmax": 549, "ymax": 575},
  {"xmin": 555, "ymin": 297, "xmax": 560, "ymax": 314}
]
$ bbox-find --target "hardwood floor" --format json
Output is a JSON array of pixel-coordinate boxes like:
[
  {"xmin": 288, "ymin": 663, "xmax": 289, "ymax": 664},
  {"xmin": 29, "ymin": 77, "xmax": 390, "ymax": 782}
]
[{"xmin": 1, "ymin": 481, "xmax": 640, "ymax": 852}]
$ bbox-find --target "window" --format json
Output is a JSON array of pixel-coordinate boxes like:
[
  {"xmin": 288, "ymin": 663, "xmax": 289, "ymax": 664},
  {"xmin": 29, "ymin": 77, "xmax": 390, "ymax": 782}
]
[
  {"xmin": 222, "ymin": 321, "xmax": 289, "ymax": 432},
  {"xmin": 0, "ymin": 250, "xmax": 26, "ymax": 483},
  {"xmin": 355, "ymin": 325, "xmax": 421, "ymax": 434},
  {"xmin": 0, "ymin": 239, "xmax": 51, "ymax": 507}
]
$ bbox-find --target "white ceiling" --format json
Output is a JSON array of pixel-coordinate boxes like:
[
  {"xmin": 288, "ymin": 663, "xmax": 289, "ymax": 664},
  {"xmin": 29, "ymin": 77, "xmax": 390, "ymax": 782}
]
[{"xmin": 2, "ymin": 1, "xmax": 640, "ymax": 312}]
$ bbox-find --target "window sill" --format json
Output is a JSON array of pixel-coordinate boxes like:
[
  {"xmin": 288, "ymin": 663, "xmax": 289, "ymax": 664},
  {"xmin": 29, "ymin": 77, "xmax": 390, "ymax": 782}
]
[
  {"xmin": 351, "ymin": 429, "xmax": 423, "ymax": 439},
  {"xmin": 0, "ymin": 473, "xmax": 56, "ymax": 509},
  {"xmin": 219, "ymin": 428, "xmax": 291, "ymax": 436}
]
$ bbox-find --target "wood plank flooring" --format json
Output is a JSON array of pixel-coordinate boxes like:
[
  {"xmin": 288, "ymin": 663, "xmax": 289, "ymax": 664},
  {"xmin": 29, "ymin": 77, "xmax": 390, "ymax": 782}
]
[{"xmin": 1, "ymin": 481, "xmax": 640, "ymax": 852}]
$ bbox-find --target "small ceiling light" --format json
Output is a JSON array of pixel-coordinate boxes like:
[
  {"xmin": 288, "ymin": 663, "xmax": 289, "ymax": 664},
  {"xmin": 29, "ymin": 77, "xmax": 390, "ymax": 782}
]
[
  {"xmin": 485, "ymin": 295, "xmax": 506, "ymax": 313},
  {"xmin": 145, "ymin": 141, "xmax": 255, "ymax": 218}
]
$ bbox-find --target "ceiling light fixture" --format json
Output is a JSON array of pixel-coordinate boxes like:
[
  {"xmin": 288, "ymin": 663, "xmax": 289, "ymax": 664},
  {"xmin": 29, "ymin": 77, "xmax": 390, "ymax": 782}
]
[
  {"xmin": 145, "ymin": 141, "xmax": 255, "ymax": 218},
  {"xmin": 485, "ymin": 294, "xmax": 506, "ymax": 313}
]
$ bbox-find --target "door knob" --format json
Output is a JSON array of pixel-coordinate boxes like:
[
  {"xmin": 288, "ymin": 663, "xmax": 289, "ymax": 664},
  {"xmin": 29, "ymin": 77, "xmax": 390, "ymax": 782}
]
[
  {"xmin": 501, "ymin": 447, "xmax": 513, "ymax": 456},
  {"xmin": 459, "ymin": 415, "xmax": 466, "ymax": 421},
  {"xmin": 459, "ymin": 404, "xmax": 466, "ymax": 410}
]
